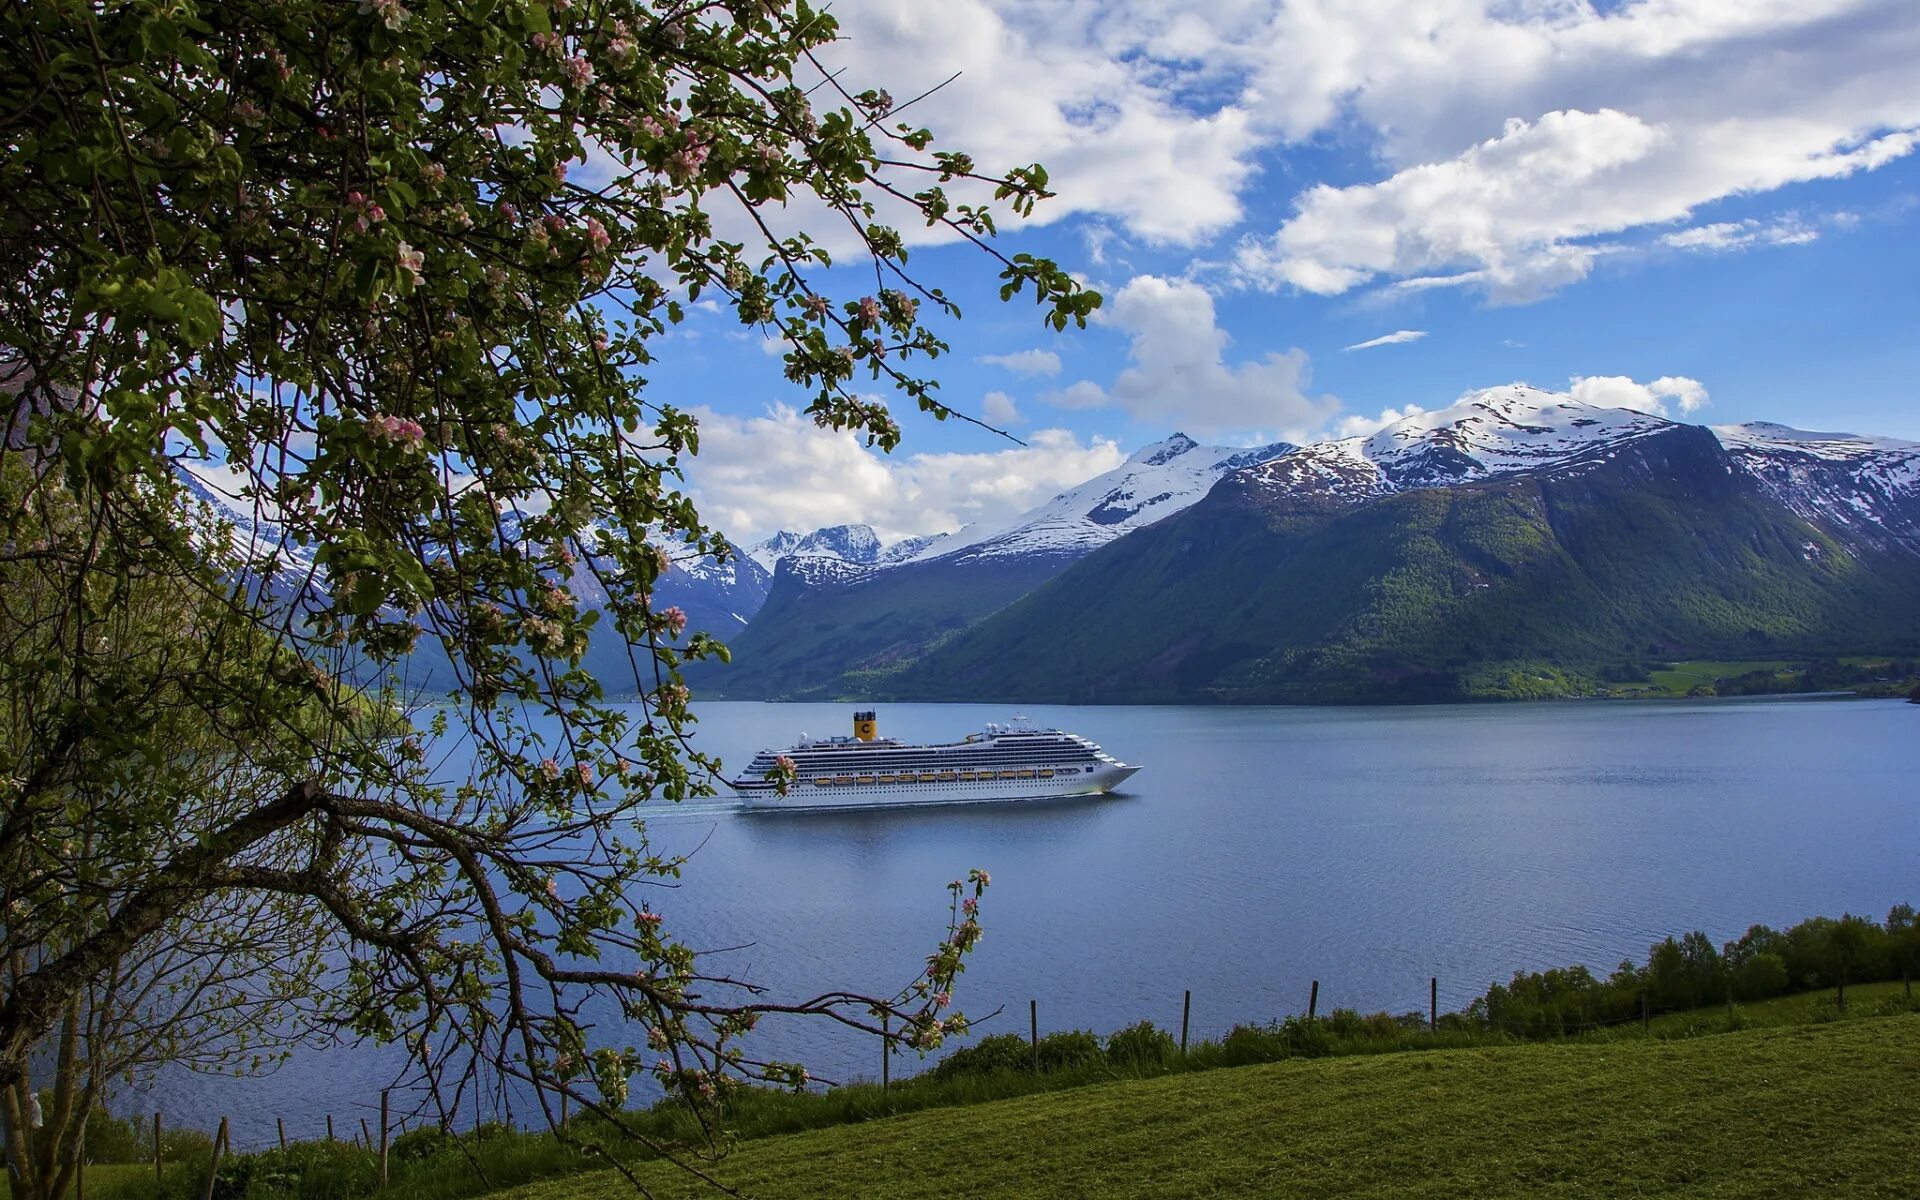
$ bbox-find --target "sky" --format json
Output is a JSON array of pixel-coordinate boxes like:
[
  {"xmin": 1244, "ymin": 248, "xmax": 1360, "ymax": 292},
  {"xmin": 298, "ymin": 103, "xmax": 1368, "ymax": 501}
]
[{"xmin": 647, "ymin": 0, "xmax": 1920, "ymax": 546}]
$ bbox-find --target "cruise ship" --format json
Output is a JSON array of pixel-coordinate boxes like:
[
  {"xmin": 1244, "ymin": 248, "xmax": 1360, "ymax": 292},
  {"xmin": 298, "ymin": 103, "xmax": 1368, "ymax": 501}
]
[{"xmin": 731, "ymin": 711, "xmax": 1140, "ymax": 811}]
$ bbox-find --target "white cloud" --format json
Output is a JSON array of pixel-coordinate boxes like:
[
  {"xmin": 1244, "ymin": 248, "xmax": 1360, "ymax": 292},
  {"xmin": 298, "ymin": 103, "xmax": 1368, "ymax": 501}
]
[
  {"xmin": 1569, "ymin": 374, "xmax": 1710, "ymax": 416},
  {"xmin": 785, "ymin": 1, "xmax": 1262, "ymax": 246},
  {"xmin": 1218, "ymin": 0, "xmax": 1920, "ymax": 301},
  {"xmin": 685, "ymin": 405, "xmax": 1123, "ymax": 543},
  {"xmin": 1660, "ymin": 217, "xmax": 1820, "ymax": 252},
  {"xmin": 981, "ymin": 391, "xmax": 1024, "ymax": 426},
  {"xmin": 981, "ymin": 349, "xmax": 1063, "ymax": 378},
  {"xmin": 1343, "ymin": 330, "xmax": 1427, "ymax": 352},
  {"xmin": 1045, "ymin": 274, "xmax": 1338, "ymax": 436},
  {"xmin": 1329, "ymin": 404, "xmax": 1429, "ymax": 439}
]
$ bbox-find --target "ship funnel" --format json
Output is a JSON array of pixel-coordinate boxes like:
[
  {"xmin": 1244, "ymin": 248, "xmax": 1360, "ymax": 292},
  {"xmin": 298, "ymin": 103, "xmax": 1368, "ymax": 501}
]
[{"xmin": 853, "ymin": 710, "xmax": 878, "ymax": 742}]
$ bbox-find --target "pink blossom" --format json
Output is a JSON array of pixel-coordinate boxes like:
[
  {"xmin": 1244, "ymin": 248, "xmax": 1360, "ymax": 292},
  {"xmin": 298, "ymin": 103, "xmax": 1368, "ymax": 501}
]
[
  {"xmin": 637, "ymin": 910, "xmax": 662, "ymax": 927},
  {"xmin": 358, "ymin": 0, "xmax": 410, "ymax": 31},
  {"xmin": 592, "ymin": 334, "xmax": 609, "ymax": 352},
  {"xmin": 638, "ymin": 115, "xmax": 664, "ymax": 138},
  {"xmin": 804, "ymin": 294, "xmax": 830, "ymax": 318},
  {"xmin": 933, "ymin": 992, "xmax": 950, "ymax": 1008},
  {"xmin": 530, "ymin": 31, "xmax": 560, "ymax": 55},
  {"xmin": 395, "ymin": 241, "xmax": 424, "ymax": 286},
  {"xmin": 608, "ymin": 36, "xmax": 636, "ymax": 64},
  {"xmin": 575, "ymin": 763, "xmax": 594, "ymax": 788},
  {"xmin": 664, "ymin": 134, "xmax": 709, "ymax": 184},
  {"xmin": 662, "ymin": 605, "xmax": 687, "ymax": 636},
  {"xmin": 857, "ymin": 296, "xmax": 880, "ymax": 324},
  {"xmin": 498, "ymin": 201, "xmax": 519, "ymax": 223},
  {"xmin": 583, "ymin": 216, "xmax": 610, "ymax": 251},
  {"xmin": 366, "ymin": 413, "xmax": 426, "ymax": 448},
  {"xmin": 962, "ymin": 896, "xmax": 979, "ymax": 915},
  {"xmin": 421, "ymin": 161, "xmax": 446, "ymax": 186},
  {"xmin": 539, "ymin": 757, "xmax": 562, "ymax": 782},
  {"xmin": 550, "ymin": 160, "xmax": 569, "ymax": 184},
  {"xmin": 563, "ymin": 56, "xmax": 594, "ymax": 89},
  {"xmin": 545, "ymin": 877, "xmax": 560, "ymax": 899},
  {"xmin": 232, "ymin": 99, "xmax": 264, "ymax": 126},
  {"xmin": 774, "ymin": 755, "xmax": 797, "ymax": 773}
]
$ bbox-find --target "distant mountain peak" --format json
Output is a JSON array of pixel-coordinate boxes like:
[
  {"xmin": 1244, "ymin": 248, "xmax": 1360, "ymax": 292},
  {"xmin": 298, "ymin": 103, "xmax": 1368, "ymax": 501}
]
[
  {"xmin": 1132, "ymin": 432, "xmax": 1199, "ymax": 466},
  {"xmin": 1235, "ymin": 387, "xmax": 1675, "ymax": 505}
]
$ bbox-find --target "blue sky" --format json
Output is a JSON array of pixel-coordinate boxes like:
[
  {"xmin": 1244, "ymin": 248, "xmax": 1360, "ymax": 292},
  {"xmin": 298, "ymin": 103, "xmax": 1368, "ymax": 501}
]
[{"xmin": 658, "ymin": 0, "xmax": 1920, "ymax": 545}]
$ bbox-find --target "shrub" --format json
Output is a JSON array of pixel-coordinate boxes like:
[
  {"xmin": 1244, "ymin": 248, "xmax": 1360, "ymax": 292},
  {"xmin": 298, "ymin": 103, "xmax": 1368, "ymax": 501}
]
[
  {"xmin": 1036, "ymin": 1030, "xmax": 1102, "ymax": 1072},
  {"xmin": 1280, "ymin": 1015, "xmax": 1333, "ymax": 1058},
  {"xmin": 1106, "ymin": 1021, "xmax": 1179, "ymax": 1067},
  {"xmin": 932, "ymin": 1033, "xmax": 1032, "ymax": 1079},
  {"xmin": 1220, "ymin": 1023, "xmax": 1288, "ymax": 1067},
  {"xmin": 391, "ymin": 1124, "xmax": 455, "ymax": 1163}
]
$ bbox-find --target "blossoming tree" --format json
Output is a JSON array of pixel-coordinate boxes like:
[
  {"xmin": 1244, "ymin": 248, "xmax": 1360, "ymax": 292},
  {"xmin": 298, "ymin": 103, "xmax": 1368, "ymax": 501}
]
[{"xmin": 0, "ymin": 0, "xmax": 1093, "ymax": 1191}]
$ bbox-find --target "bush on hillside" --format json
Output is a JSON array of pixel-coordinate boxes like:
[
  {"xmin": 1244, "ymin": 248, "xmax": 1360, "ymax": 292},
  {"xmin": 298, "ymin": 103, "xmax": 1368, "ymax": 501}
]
[
  {"xmin": 1106, "ymin": 1021, "xmax": 1179, "ymax": 1067},
  {"xmin": 933, "ymin": 1033, "xmax": 1032, "ymax": 1079},
  {"xmin": 1036, "ymin": 1030, "xmax": 1103, "ymax": 1071}
]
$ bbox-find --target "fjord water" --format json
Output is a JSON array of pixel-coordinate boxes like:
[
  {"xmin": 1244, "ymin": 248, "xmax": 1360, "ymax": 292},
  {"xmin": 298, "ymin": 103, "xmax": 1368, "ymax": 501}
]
[{"xmin": 148, "ymin": 698, "xmax": 1919, "ymax": 1142}]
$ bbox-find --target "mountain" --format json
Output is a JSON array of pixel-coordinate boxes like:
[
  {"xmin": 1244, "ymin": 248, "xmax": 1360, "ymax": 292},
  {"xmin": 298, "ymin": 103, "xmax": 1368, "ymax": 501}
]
[
  {"xmin": 1711, "ymin": 422, "xmax": 1920, "ymax": 554},
  {"xmin": 686, "ymin": 433, "xmax": 1295, "ymax": 698},
  {"xmin": 877, "ymin": 387, "xmax": 1920, "ymax": 703}
]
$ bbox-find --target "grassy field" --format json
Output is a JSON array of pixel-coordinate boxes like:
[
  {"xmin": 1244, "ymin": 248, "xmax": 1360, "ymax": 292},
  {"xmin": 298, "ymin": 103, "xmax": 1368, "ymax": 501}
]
[
  {"xmin": 496, "ymin": 1012, "xmax": 1920, "ymax": 1200},
  {"xmin": 14, "ymin": 984, "xmax": 1910, "ymax": 1200}
]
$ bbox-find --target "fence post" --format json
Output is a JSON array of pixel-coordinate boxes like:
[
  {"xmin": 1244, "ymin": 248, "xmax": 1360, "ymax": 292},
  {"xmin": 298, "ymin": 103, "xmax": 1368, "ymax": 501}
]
[
  {"xmin": 327, "ymin": 1114, "xmax": 335, "ymax": 1142},
  {"xmin": 1308, "ymin": 980, "xmax": 1319, "ymax": 1020},
  {"xmin": 559, "ymin": 1090, "xmax": 568, "ymax": 1128},
  {"xmin": 200, "ymin": 1118, "xmax": 228, "ymax": 1200},
  {"xmin": 153, "ymin": 1113, "xmax": 162, "ymax": 1184},
  {"xmin": 360, "ymin": 1117, "xmax": 372, "ymax": 1149},
  {"xmin": 1030, "ymin": 999, "xmax": 1039, "ymax": 1073},
  {"xmin": 277, "ymin": 1117, "xmax": 287, "ymax": 1150},
  {"xmin": 881, "ymin": 1011, "xmax": 891, "ymax": 1091},
  {"xmin": 1180, "ymin": 990, "xmax": 1192, "ymax": 1057},
  {"xmin": 1430, "ymin": 977, "xmax": 1438, "ymax": 1033},
  {"xmin": 379, "ymin": 1091, "xmax": 390, "ymax": 1188}
]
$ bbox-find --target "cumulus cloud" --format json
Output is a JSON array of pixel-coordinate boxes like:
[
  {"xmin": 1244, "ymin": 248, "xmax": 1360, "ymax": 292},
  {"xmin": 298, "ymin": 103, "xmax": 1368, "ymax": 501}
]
[
  {"xmin": 1237, "ymin": 108, "xmax": 1917, "ymax": 303},
  {"xmin": 1045, "ymin": 274, "xmax": 1338, "ymax": 436},
  {"xmin": 1568, "ymin": 374, "xmax": 1710, "ymax": 416},
  {"xmin": 1219, "ymin": 0, "xmax": 1920, "ymax": 301},
  {"xmin": 981, "ymin": 391, "xmax": 1024, "ymax": 426},
  {"xmin": 684, "ymin": 405, "xmax": 1124, "ymax": 544},
  {"xmin": 1331, "ymin": 404, "xmax": 1429, "ymax": 439},
  {"xmin": 981, "ymin": 349, "xmax": 1063, "ymax": 378},
  {"xmin": 1343, "ymin": 330, "xmax": 1427, "ymax": 352},
  {"xmin": 794, "ymin": 1, "xmax": 1261, "ymax": 246}
]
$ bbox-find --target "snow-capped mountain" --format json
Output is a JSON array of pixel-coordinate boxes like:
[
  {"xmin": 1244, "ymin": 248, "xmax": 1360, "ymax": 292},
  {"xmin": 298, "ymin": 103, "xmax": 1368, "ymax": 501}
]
[
  {"xmin": 903, "ymin": 432, "xmax": 1296, "ymax": 565},
  {"xmin": 745, "ymin": 523, "xmax": 885, "ymax": 572},
  {"xmin": 1234, "ymin": 385, "xmax": 1673, "ymax": 505},
  {"xmin": 1227, "ymin": 383, "xmax": 1920, "ymax": 557},
  {"xmin": 1712, "ymin": 422, "xmax": 1920, "ymax": 554}
]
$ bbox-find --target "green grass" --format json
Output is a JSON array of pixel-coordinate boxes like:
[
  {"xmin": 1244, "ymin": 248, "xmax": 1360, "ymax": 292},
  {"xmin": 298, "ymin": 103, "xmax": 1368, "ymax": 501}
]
[
  {"xmin": 0, "ymin": 1162, "xmax": 151, "ymax": 1199},
  {"xmin": 500, "ymin": 1012, "xmax": 1920, "ymax": 1200},
  {"xmin": 1642, "ymin": 659, "xmax": 1795, "ymax": 693}
]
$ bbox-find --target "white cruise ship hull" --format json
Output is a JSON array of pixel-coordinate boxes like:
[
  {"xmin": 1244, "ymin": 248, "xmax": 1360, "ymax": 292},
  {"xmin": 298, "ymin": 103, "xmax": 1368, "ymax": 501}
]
[{"xmin": 737, "ymin": 763, "xmax": 1139, "ymax": 812}]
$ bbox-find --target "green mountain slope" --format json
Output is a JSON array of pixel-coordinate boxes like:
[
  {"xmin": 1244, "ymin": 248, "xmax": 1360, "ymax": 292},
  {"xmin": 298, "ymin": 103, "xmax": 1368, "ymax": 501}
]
[
  {"xmin": 883, "ymin": 426, "xmax": 1920, "ymax": 703},
  {"xmin": 683, "ymin": 553, "xmax": 1070, "ymax": 699},
  {"xmin": 502, "ymin": 1013, "xmax": 1920, "ymax": 1200}
]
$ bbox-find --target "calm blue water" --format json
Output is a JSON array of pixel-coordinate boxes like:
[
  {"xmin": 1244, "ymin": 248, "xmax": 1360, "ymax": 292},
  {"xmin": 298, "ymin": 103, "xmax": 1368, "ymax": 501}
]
[{"xmin": 141, "ymin": 697, "xmax": 1920, "ymax": 1145}]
